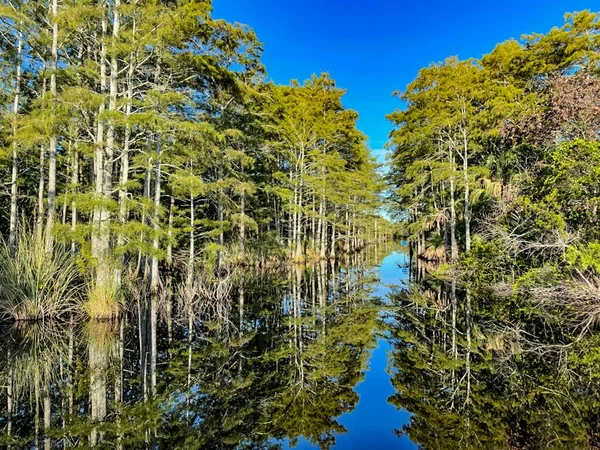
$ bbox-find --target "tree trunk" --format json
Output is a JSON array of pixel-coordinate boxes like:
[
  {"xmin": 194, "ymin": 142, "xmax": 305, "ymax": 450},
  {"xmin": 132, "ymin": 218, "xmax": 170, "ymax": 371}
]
[
  {"xmin": 287, "ymin": 203, "xmax": 292, "ymax": 254},
  {"xmin": 330, "ymin": 219, "xmax": 336, "ymax": 259},
  {"xmin": 7, "ymin": 351, "xmax": 12, "ymax": 449},
  {"xmin": 43, "ymin": 384, "xmax": 51, "ymax": 450},
  {"xmin": 186, "ymin": 192, "xmax": 195, "ymax": 300},
  {"xmin": 311, "ymin": 194, "xmax": 316, "ymax": 252},
  {"xmin": 217, "ymin": 194, "xmax": 224, "ymax": 272},
  {"xmin": 239, "ymin": 192, "xmax": 245, "ymax": 258},
  {"xmin": 450, "ymin": 277, "xmax": 457, "ymax": 409},
  {"xmin": 117, "ymin": 29, "xmax": 135, "ymax": 287},
  {"xmin": 150, "ymin": 137, "xmax": 161, "ymax": 293},
  {"xmin": 465, "ymin": 287, "xmax": 472, "ymax": 406},
  {"xmin": 137, "ymin": 296, "xmax": 147, "ymax": 403},
  {"xmin": 295, "ymin": 187, "xmax": 303, "ymax": 260},
  {"xmin": 320, "ymin": 201, "xmax": 327, "ymax": 259},
  {"xmin": 294, "ymin": 146, "xmax": 304, "ymax": 261},
  {"xmin": 89, "ymin": 334, "xmax": 107, "ymax": 446},
  {"xmin": 352, "ymin": 212, "xmax": 357, "ymax": 251},
  {"xmin": 186, "ymin": 303, "xmax": 193, "ymax": 423},
  {"xmin": 150, "ymin": 144, "xmax": 160, "ymax": 397},
  {"xmin": 462, "ymin": 135, "xmax": 471, "ymax": 252},
  {"xmin": 290, "ymin": 177, "xmax": 297, "ymax": 258},
  {"xmin": 140, "ymin": 160, "xmax": 152, "ymax": 279},
  {"xmin": 166, "ymin": 196, "xmax": 174, "ymax": 267},
  {"xmin": 116, "ymin": 318, "xmax": 124, "ymax": 450},
  {"xmin": 44, "ymin": 0, "xmax": 59, "ymax": 252},
  {"xmin": 449, "ymin": 151, "xmax": 458, "ymax": 262},
  {"xmin": 35, "ymin": 383, "xmax": 40, "ymax": 450},
  {"xmin": 91, "ymin": 11, "xmax": 113, "ymax": 299},
  {"xmin": 166, "ymin": 195, "xmax": 174, "ymax": 331},
  {"xmin": 345, "ymin": 208, "xmax": 350, "ymax": 253},
  {"xmin": 68, "ymin": 321, "xmax": 74, "ymax": 419},
  {"xmin": 150, "ymin": 293, "xmax": 157, "ymax": 396},
  {"xmin": 37, "ymin": 143, "xmax": 46, "ymax": 242},
  {"xmin": 9, "ymin": 28, "xmax": 23, "ymax": 251},
  {"xmin": 238, "ymin": 284, "xmax": 244, "ymax": 335},
  {"xmin": 374, "ymin": 218, "xmax": 378, "ymax": 243},
  {"xmin": 71, "ymin": 149, "xmax": 79, "ymax": 254}
]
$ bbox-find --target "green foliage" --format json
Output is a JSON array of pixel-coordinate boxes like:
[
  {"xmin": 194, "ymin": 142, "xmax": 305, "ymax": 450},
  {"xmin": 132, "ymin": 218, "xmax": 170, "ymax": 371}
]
[
  {"xmin": 388, "ymin": 10, "xmax": 600, "ymax": 288},
  {"xmin": 0, "ymin": 0, "xmax": 391, "ymax": 311},
  {"xmin": 567, "ymin": 242, "xmax": 600, "ymax": 273}
]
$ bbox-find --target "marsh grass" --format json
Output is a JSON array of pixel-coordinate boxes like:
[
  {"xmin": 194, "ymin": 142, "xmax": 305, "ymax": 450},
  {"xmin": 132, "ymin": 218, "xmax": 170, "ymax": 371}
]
[
  {"xmin": 85, "ymin": 283, "xmax": 122, "ymax": 320},
  {"xmin": 0, "ymin": 232, "xmax": 83, "ymax": 321}
]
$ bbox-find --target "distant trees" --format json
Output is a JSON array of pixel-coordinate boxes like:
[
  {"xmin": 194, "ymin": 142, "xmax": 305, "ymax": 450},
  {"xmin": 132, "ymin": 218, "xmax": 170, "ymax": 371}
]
[{"xmin": 268, "ymin": 74, "xmax": 382, "ymax": 261}]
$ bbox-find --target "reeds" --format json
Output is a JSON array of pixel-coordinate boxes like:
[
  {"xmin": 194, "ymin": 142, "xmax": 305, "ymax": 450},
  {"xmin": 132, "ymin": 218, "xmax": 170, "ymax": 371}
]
[{"xmin": 0, "ymin": 232, "xmax": 83, "ymax": 321}]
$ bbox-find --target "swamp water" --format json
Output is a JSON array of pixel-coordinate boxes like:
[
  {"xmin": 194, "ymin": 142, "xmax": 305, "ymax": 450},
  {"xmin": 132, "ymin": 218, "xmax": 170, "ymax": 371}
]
[{"xmin": 2, "ymin": 245, "xmax": 599, "ymax": 449}]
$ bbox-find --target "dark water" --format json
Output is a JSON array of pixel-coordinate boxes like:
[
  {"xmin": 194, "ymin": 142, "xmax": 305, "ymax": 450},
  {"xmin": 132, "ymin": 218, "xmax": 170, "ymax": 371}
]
[
  {"xmin": 389, "ymin": 261, "xmax": 600, "ymax": 449},
  {"xmin": 0, "ymin": 245, "xmax": 421, "ymax": 449},
  {"xmin": 4, "ymin": 245, "xmax": 600, "ymax": 449}
]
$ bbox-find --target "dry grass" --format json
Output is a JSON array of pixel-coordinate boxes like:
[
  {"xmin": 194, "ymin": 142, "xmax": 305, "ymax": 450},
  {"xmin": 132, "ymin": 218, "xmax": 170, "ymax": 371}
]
[
  {"xmin": 86, "ymin": 319, "xmax": 119, "ymax": 352},
  {"xmin": 422, "ymin": 244, "xmax": 446, "ymax": 261},
  {"xmin": 85, "ymin": 283, "xmax": 121, "ymax": 320}
]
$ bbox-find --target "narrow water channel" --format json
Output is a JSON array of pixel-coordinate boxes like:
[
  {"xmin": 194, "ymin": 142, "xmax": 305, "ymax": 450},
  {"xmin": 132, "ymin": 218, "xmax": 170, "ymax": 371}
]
[{"xmin": 283, "ymin": 249, "xmax": 416, "ymax": 449}]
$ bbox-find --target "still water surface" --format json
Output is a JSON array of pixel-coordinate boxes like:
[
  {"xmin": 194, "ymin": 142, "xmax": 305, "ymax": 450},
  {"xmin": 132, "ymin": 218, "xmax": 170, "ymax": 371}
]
[
  {"xmin": 282, "ymin": 249, "xmax": 415, "ymax": 449},
  {"xmin": 0, "ymin": 244, "xmax": 419, "ymax": 449},
  {"xmin": 4, "ymin": 244, "xmax": 596, "ymax": 449}
]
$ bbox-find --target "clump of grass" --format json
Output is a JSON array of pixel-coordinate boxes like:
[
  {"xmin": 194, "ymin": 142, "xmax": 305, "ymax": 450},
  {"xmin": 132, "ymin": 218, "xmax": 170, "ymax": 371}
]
[
  {"xmin": 85, "ymin": 282, "xmax": 121, "ymax": 320},
  {"xmin": 421, "ymin": 232, "xmax": 446, "ymax": 262},
  {"xmin": 304, "ymin": 249, "xmax": 323, "ymax": 263},
  {"xmin": 0, "ymin": 233, "xmax": 83, "ymax": 321}
]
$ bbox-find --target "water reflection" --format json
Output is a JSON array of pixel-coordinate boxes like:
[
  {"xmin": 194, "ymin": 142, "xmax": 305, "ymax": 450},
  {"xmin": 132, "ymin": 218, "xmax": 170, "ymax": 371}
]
[
  {"xmin": 0, "ymin": 245, "xmax": 396, "ymax": 449},
  {"xmin": 387, "ymin": 265, "xmax": 600, "ymax": 449}
]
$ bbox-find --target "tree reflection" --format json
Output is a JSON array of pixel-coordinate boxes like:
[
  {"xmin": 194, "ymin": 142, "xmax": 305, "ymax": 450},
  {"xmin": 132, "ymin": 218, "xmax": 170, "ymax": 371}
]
[
  {"xmin": 0, "ymin": 245, "xmax": 392, "ymax": 449},
  {"xmin": 387, "ymin": 279, "xmax": 600, "ymax": 449}
]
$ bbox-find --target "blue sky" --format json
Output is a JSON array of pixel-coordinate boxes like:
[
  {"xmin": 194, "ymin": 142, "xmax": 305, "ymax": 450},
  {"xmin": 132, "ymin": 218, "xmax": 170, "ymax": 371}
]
[{"xmin": 212, "ymin": 0, "xmax": 596, "ymax": 163}]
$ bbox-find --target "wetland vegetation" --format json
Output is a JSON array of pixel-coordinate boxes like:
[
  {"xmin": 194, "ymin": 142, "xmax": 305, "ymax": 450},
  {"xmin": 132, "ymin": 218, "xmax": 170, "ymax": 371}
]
[{"xmin": 1, "ymin": 2, "xmax": 600, "ymax": 449}]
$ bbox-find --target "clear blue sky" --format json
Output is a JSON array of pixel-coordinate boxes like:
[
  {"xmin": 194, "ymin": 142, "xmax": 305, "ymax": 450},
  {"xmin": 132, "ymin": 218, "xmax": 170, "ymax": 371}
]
[{"xmin": 212, "ymin": 0, "xmax": 595, "ymax": 163}]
